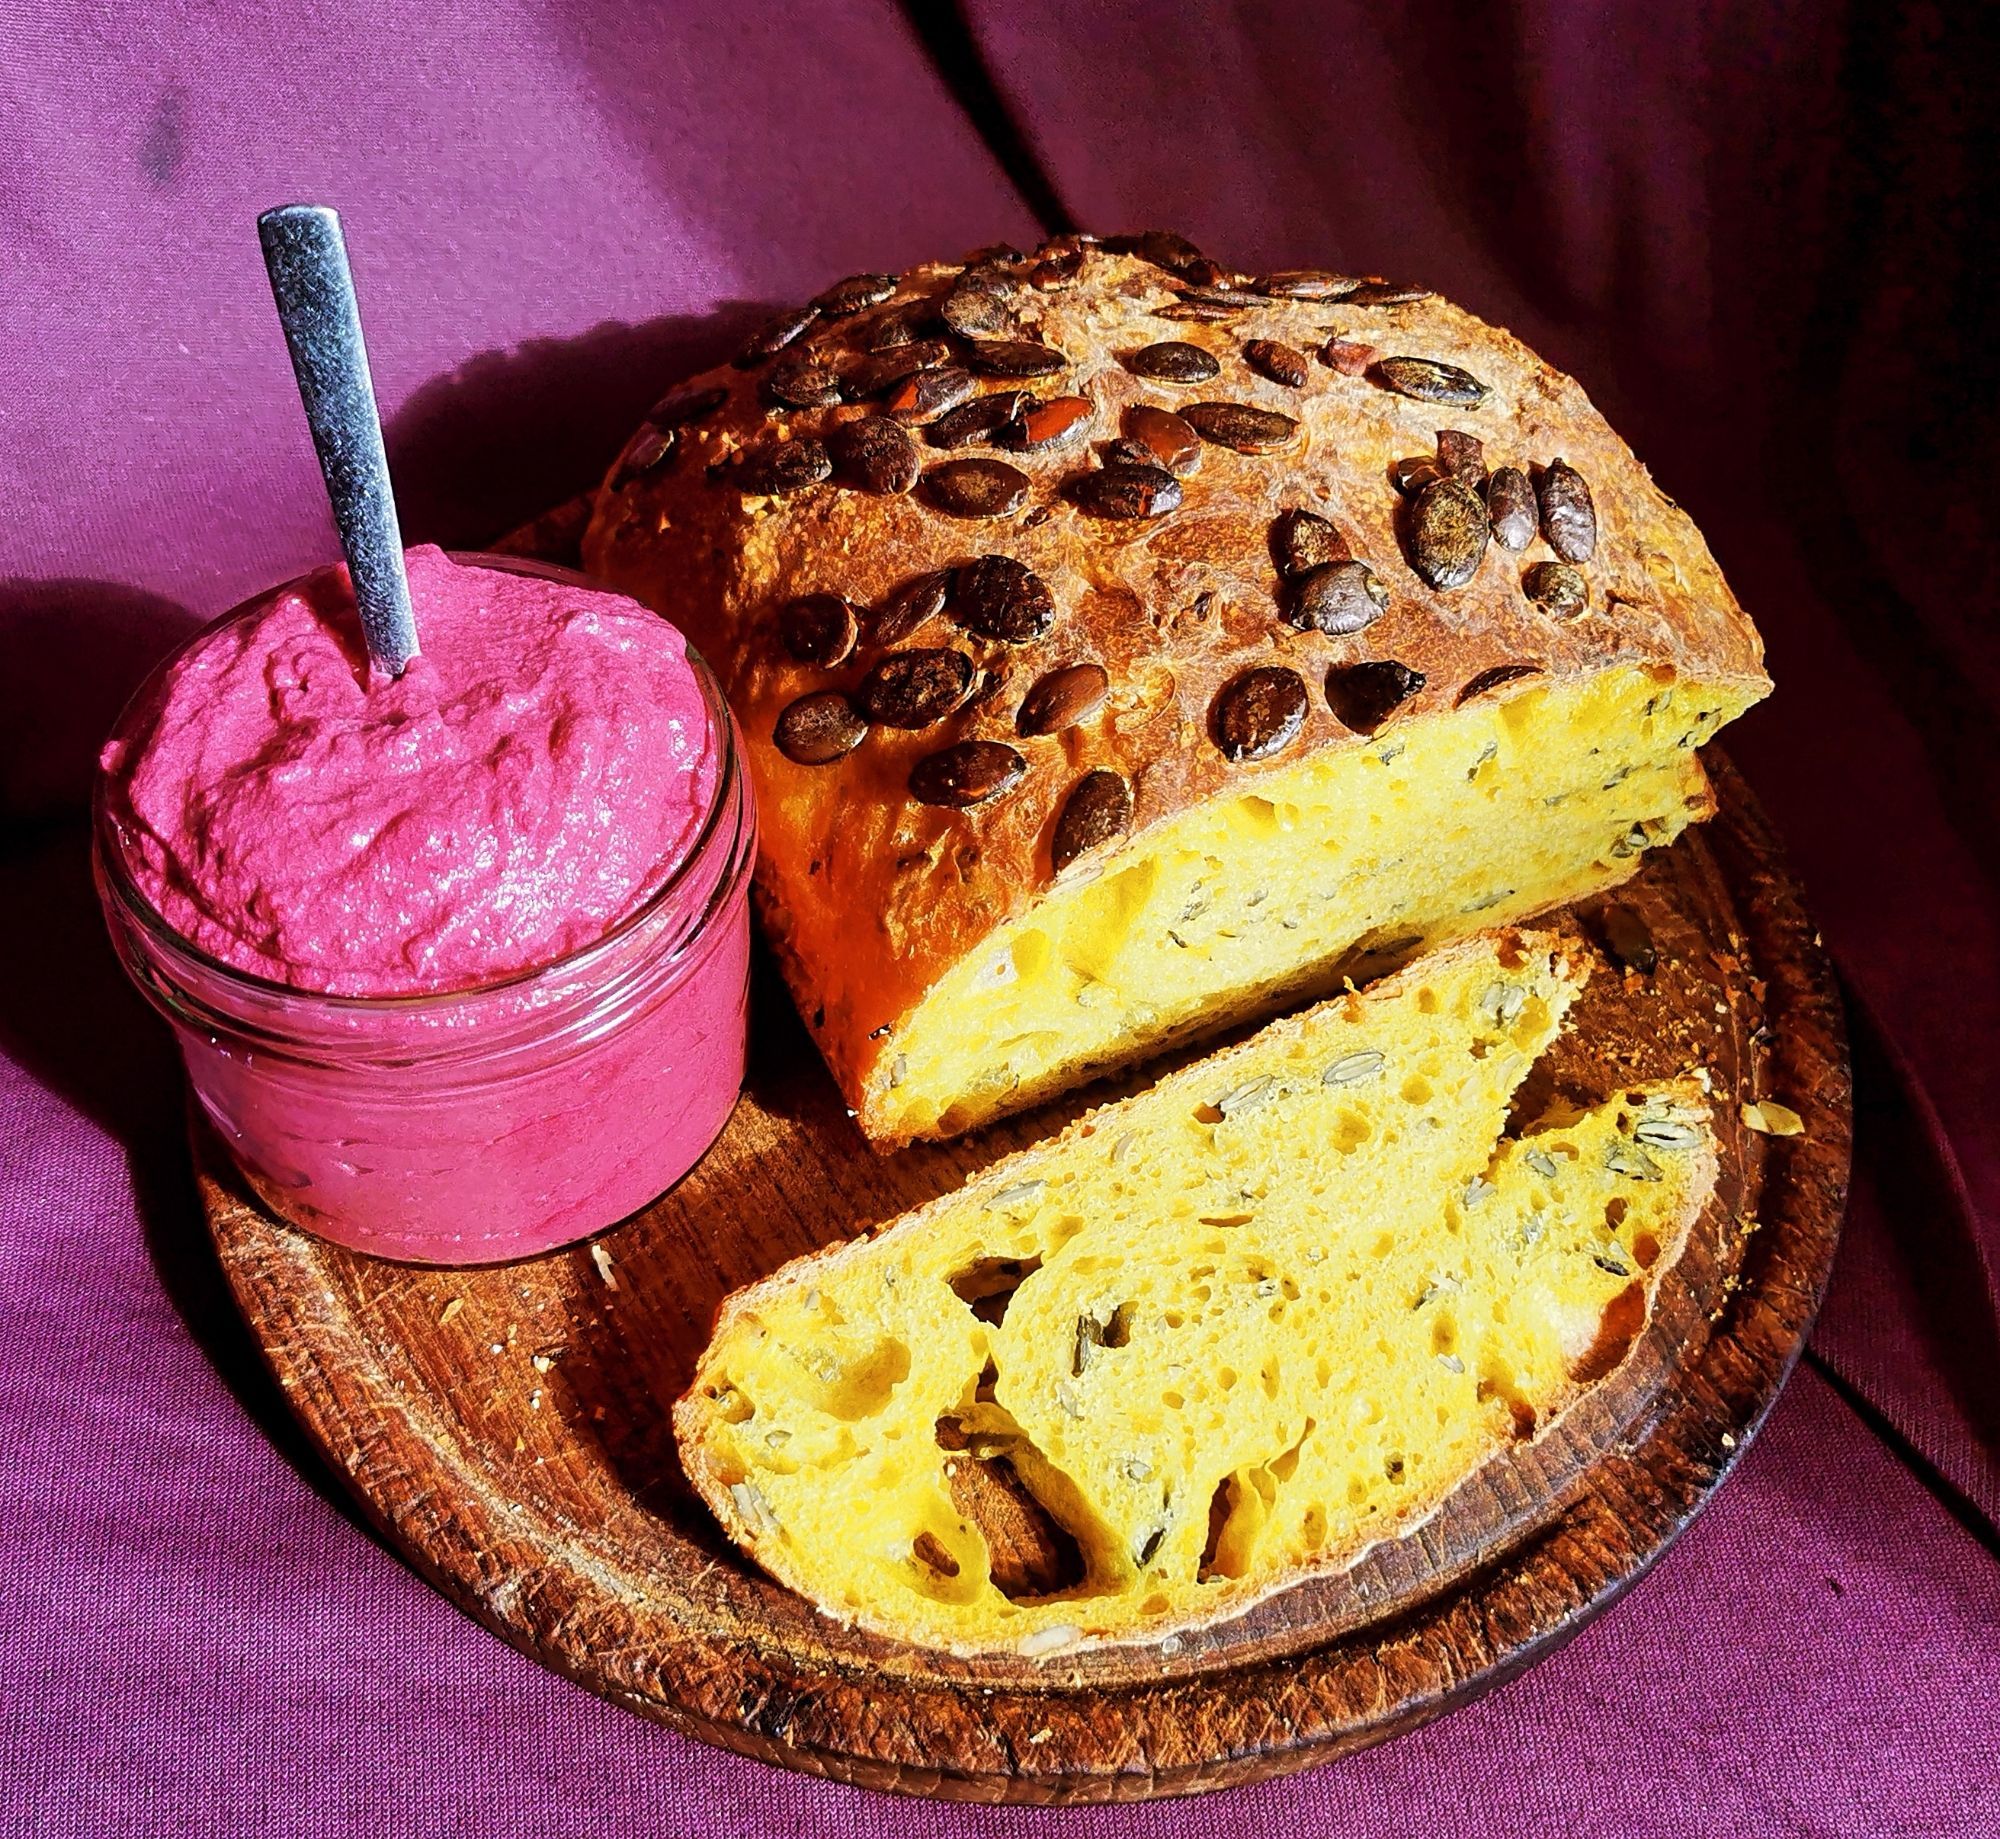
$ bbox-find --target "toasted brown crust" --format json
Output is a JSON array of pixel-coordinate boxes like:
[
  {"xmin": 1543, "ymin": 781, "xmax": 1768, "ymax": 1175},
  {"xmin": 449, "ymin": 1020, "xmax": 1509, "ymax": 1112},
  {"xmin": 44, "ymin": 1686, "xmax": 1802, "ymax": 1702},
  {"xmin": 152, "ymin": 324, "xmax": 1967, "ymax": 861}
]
[{"xmin": 583, "ymin": 238, "xmax": 1768, "ymax": 1135}]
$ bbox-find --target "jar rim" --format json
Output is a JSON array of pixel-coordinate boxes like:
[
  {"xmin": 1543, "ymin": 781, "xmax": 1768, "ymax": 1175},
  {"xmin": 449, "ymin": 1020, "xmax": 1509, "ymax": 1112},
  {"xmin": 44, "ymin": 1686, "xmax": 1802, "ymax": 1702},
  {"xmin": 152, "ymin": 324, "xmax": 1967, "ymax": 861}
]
[{"xmin": 92, "ymin": 549, "xmax": 746, "ymax": 1014}]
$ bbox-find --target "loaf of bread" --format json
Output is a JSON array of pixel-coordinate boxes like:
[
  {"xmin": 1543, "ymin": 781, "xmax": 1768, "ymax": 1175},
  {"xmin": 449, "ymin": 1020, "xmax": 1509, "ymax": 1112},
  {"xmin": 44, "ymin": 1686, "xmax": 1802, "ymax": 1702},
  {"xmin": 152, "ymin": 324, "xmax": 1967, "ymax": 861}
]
[
  {"xmin": 674, "ymin": 930, "xmax": 1716, "ymax": 1656},
  {"xmin": 584, "ymin": 234, "xmax": 1768, "ymax": 1146}
]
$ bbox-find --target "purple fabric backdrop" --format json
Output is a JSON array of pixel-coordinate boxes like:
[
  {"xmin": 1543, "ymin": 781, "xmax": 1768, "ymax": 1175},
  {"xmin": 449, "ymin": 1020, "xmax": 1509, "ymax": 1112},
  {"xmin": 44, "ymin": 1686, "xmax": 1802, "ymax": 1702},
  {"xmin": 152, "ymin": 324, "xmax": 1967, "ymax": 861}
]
[
  {"xmin": 3, "ymin": 0, "xmax": 1996, "ymax": 1833},
  {"xmin": 0, "ymin": 0, "xmax": 1037, "ymax": 818}
]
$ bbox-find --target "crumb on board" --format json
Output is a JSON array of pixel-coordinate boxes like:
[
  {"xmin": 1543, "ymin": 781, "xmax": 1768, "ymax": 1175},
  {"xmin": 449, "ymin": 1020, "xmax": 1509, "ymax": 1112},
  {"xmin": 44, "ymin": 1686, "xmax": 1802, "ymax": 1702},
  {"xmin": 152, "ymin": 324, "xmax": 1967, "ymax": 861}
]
[
  {"xmin": 1741, "ymin": 1099, "xmax": 1805, "ymax": 1136},
  {"xmin": 591, "ymin": 1242, "xmax": 618, "ymax": 1288}
]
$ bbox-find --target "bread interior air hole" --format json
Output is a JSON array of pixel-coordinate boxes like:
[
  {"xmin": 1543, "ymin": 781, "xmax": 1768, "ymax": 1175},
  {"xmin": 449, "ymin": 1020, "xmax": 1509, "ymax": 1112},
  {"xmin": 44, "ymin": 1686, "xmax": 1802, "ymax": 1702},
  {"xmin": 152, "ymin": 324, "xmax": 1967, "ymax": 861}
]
[{"xmin": 680, "ymin": 933, "xmax": 1714, "ymax": 1654}]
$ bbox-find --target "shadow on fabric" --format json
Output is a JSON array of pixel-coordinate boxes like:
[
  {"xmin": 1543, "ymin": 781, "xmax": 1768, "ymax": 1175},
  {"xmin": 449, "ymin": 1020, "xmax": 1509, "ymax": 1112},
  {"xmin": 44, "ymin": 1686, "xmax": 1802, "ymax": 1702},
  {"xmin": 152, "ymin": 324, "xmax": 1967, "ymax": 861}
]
[
  {"xmin": 1814, "ymin": 980, "xmax": 2000, "ymax": 1522},
  {"xmin": 0, "ymin": 579, "xmax": 199, "ymax": 824},
  {"xmin": 385, "ymin": 306, "xmax": 769, "ymax": 551}
]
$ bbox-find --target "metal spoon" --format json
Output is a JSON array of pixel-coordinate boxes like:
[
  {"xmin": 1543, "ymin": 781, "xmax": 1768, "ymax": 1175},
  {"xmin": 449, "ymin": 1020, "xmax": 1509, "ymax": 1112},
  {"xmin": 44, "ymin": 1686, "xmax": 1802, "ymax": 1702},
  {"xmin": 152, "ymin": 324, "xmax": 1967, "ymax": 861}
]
[{"xmin": 257, "ymin": 204, "xmax": 420, "ymax": 674}]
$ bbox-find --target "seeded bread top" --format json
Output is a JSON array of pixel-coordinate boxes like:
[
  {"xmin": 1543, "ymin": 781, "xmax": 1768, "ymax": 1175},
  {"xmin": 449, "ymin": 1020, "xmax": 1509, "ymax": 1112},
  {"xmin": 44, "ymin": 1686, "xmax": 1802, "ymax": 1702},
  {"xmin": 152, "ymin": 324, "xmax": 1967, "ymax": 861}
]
[{"xmin": 581, "ymin": 233, "xmax": 1768, "ymax": 1057}]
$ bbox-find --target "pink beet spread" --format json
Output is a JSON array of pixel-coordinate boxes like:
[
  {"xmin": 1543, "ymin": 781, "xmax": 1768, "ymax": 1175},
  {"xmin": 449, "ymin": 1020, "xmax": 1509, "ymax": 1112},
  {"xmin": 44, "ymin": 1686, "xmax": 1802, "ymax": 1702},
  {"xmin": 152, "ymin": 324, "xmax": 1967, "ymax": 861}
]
[
  {"xmin": 96, "ymin": 548, "xmax": 753, "ymax": 1264},
  {"xmin": 102, "ymin": 545, "xmax": 720, "ymax": 994}
]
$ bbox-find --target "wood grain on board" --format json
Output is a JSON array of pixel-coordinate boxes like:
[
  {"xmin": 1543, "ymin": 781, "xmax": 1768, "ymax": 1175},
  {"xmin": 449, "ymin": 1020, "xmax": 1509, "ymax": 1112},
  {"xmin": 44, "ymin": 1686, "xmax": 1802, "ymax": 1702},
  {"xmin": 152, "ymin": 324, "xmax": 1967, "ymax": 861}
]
[{"xmin": 201, "ymin": 739, "xmax": 1850, "ymax": 1802}]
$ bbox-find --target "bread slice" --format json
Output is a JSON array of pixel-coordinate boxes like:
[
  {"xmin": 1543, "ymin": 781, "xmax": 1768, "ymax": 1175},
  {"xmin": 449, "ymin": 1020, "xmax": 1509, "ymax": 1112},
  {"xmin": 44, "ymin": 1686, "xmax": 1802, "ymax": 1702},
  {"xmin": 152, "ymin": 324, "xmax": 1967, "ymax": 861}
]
[
  {"xmin": 585, "ymin": 236, "xmax": 1769, "ymax": 1145},
  {"xmin": 674, "ymin": 930, "xmax": 1716, "ymax": 1657}
]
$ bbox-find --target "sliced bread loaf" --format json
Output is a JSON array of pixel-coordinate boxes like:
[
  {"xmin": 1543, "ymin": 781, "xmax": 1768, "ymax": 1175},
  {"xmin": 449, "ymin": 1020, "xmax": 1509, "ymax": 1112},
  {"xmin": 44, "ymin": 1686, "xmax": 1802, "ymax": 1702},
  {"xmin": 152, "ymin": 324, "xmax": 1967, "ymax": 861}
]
[
  {"xmin": 674, "ymin": 930, "xmax": 1716, "ymax": 1656},
  {"xmin": 586, "ymin": 236, "xmax": 1768, "ymax": 1145}
]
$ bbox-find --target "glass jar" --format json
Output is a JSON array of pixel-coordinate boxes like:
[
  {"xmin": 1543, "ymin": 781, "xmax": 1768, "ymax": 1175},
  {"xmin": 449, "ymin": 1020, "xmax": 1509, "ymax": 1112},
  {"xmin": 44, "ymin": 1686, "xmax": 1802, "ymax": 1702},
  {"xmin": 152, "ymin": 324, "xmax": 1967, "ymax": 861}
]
[{"xmin": 93, "ymin": 554, "xmax": 756, "ymax": 1264}]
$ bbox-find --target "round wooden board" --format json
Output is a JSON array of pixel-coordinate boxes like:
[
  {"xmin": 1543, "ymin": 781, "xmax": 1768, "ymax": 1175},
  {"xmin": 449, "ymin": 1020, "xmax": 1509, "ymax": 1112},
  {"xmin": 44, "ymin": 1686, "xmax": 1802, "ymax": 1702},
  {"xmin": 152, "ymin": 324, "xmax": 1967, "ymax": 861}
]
[{"xmin": 201, "ymin": 754, "xmax": 1850, "ymax": 1804}]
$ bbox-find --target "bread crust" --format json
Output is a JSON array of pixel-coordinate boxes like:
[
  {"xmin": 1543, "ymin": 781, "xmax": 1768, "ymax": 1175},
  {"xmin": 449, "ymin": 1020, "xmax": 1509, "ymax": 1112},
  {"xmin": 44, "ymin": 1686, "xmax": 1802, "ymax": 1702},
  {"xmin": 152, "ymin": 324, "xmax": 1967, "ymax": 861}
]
[{"xmin": 584, "ymin": 240, "xmax": 1768, "ymax": 1136}]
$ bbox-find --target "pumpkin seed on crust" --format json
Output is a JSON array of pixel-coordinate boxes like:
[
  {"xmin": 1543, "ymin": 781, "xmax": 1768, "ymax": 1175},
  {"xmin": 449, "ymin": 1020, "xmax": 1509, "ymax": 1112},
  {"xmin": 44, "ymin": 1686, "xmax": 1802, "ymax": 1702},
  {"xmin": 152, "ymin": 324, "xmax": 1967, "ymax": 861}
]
[
  {"xmin": 1373, "ymin": 356, "xmax": 1489, "ymax": 407},
  {"xmin": 1069, "ymin": 463, "xmax": 1183, "ymax": 519},
  {"xmin": 778, "ymin": 593, "xmax": 861, "ymax": 666},
  {"xmin": 1271, "ymin": 508, "xmax": 1346, "ymax": 578},
  {"xmin": 1249, "ymin": 269, "xmax": 1362, "ymax": 300},
  {"xmin": 910, "ymin": 740, "xmax": 1028, "ymax": 808},
  {"xmin": 1325, "ymin": 660, "xmax": 1425, "ymax": 733},
  {"xmin": 948, "ymin": 555, "xmax": 1056, "ymax": 644},
  {"xmin": 925, "ymin": 391, "xmax": 1031, "ymax": 449},
  {"xmin": 858, "ymin": 649, "xmax": 976, "ymax": 727},
  {"xmin": 1407, "ymin": 477, "xmax": 1490, "ymax": 588},
  {"xmin": 1486, "ymin": 466, "xmax": 1537, "ymax": 550},
  {"xmin": 1212, "ymin": 667, "xmax": 1310, "ymax": 761},
  {"xmin": 1126, "ymin": 341, "xmax": 1221, "ymax": 383},
  {"xmin": 884, "ymin": 366, "xmax": 977, "ymax": 423},
  {"xmin": 811, "ymin": 273, "xmax": 897, "ymax": 316},
  {"xmin": 735, "ymin": 305, "xmax": 818, "ymax": 366},
  {"xmin": 965, "ymin": 339, "xmax": 1067, "ymax": 378},
  {"xmin": 1244, "ymin": 338, "xmax": 1311, "ymax": 387},
  {"xmin": 1051, "ymin": 769, "xmax": 1133, "ymax": 870},
  {"xmin": 1287, "ymin": 560, "xmax": 1389, "ymax": 635},
  {"xmin": 871, "ymin": 572, "xmax": 952, "ymax": 645},
  {"xmin": 1524, "ymin": 560, "xmax": 1589, "ymax": 616},
  {"xmin": 924, "ymin": 458, "xmax": 1031, "ymax": 517},
  {"xmin": 1122, "ymin": 406, "xmax": 1201, "ymax": 474},
  {"xmin": 773, "ymin": 692, "xmax": 868, "ymax": 764},
  {"xmin": 1017, "ymin": 662, "xmax": 1110, "ymax": 736},
  {"xmin": 1181, "ymin": 401, "xmax": 1298, "ymax": 453},
  {"xmin": 737, "ymin": 438, "xmax": 831, "ymax": 497},
  {"xmin": 828, "ymin": 416, "xmax": 920, "ymax": 494},
  {"xmin": 999, "ymin": 396, "xmax": 1093, "ymax": 452},
  {"xmin": 1538, "ymin": 459, "xmax": 1599, "ymax": 561}
]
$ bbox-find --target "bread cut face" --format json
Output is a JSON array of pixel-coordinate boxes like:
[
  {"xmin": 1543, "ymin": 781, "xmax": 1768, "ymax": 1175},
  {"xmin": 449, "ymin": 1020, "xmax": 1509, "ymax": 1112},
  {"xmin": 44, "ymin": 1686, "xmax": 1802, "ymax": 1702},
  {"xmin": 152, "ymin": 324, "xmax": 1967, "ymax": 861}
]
[
  {"xmin": 585, "ymin": 238, "xmax": 1769, "ymax": 1147},
  {"xmin": 674, "ymin": 931, "xmax": 1717, "ymax": 1657},
  {"xmin": 884, "ymin": 662, "xmax": 1738, "ymax": 1141}
]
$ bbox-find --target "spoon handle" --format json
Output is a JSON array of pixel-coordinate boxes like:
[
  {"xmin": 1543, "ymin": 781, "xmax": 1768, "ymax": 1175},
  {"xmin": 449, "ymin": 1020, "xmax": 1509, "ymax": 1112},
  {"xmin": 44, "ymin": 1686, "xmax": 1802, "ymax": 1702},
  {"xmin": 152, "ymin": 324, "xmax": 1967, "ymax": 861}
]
[{"xmin": 257, "ymin": 204, "xmax": 419, "ymax": 674}]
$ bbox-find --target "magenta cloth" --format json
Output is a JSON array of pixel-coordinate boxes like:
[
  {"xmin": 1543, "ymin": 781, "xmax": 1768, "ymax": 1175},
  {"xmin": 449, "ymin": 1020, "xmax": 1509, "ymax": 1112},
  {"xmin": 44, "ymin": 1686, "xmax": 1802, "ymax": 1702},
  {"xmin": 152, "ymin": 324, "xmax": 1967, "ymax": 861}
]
[{"xmin": 3, "ymin": 2, "xmax": 1996, "ymax": 1834}]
